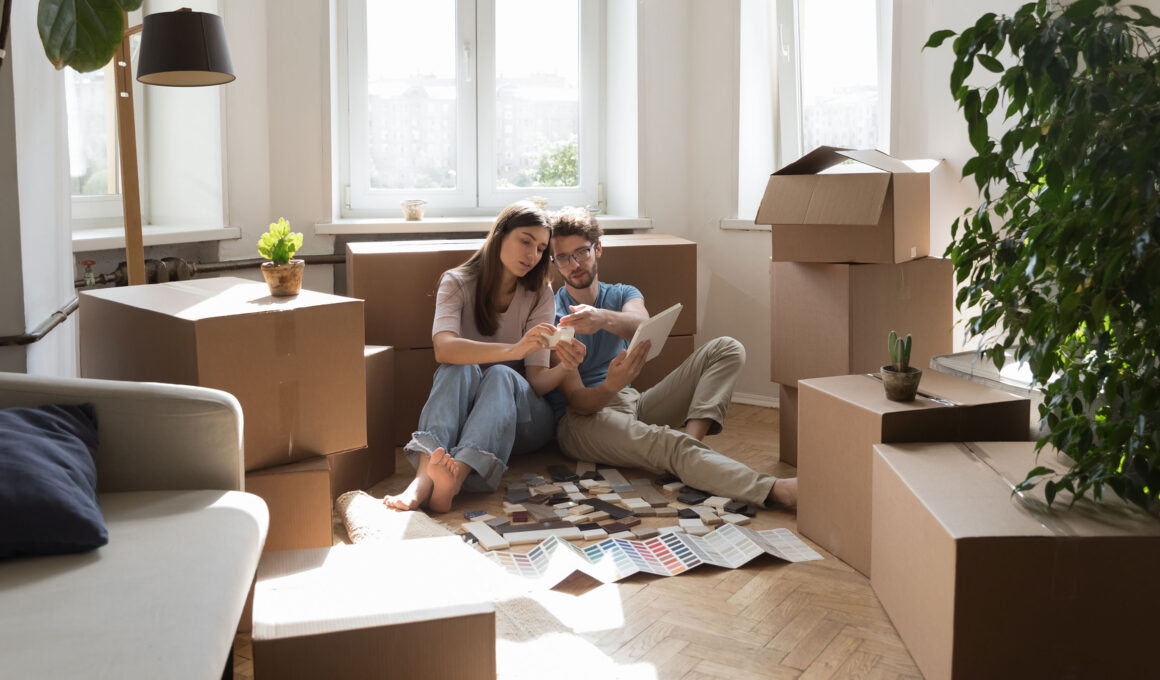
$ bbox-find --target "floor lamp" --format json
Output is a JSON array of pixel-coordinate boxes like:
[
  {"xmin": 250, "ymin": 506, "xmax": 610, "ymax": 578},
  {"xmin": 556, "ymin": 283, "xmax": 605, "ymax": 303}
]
[{"xmin": 114, "ymin": 7, "xmax": 234, "ymax": 286}]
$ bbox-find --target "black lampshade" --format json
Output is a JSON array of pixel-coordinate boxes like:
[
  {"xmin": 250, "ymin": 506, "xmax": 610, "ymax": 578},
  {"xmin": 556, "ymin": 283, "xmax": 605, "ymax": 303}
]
[{"xmin": 136, "ymin": 9, "xmax": 235, "ymax": 87}]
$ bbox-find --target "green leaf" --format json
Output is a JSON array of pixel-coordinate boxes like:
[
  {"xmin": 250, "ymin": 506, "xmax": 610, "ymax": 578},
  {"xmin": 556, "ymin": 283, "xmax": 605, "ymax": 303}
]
[
  {"xmin": 1130, "ymin": 5, "xmax": 1160, "ymax": 27},
  {"xmin": 925, "ymin": 29, "xmax": 958, "ymax": 50},
  {"xmin": 977, "ymin": 54, "xmax": 1005, "ymax": 73},
  {"xmin": 983, "ymin": 88, "xmax": 999, "ymax": 116},
  {"xmin": 38, "ymin": 0, "xmax": 126, "ymax": 73}
]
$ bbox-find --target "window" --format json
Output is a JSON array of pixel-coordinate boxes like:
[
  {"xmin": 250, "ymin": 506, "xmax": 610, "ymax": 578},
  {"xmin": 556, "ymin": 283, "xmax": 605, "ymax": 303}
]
[
  {"xmin": 341, "ymin": 0, "xmax": 599, "ymax": 217},
  {"xmin": 737, "ymin": 0, "xmax": 891, "ymax": 218}
]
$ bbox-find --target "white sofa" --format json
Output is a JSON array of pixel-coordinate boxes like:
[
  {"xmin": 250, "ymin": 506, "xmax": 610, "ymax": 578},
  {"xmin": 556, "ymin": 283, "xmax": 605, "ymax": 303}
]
[{"xmin": 0, "ymin": 372, "xmax": 269, "ymax": 679}]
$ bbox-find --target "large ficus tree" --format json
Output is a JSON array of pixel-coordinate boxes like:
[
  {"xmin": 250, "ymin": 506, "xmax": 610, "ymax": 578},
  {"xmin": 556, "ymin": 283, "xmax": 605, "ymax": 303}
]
[{"xmin": 928, "ymin": 0, "xmax": 1160, "ymax": 511}]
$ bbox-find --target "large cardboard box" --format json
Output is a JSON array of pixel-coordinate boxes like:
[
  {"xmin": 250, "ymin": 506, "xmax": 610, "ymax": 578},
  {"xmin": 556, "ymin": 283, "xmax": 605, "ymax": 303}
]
[
  {"xmin": 252, "ymin": 539, "xmax": 496, "ymax": 680},
  {"xmin": 245, "ymin": 457, "xmax": 334, "ymax": 553},
  {"xmin": 364, "ymin": 345, "xmax": 396, "ymax": 480},
  {"xmin": 347, "ymin": 233, "xmax": 698, "ymax": 348},
  {"xmin": 80, "ymin": 277, "xmax": 366, "ymax": 471},
  {"xmin": 778, "ymin": 384, "xmax": 798, "ymax": 467},
  {"xmin": 769, "ymin": 258, "xmax": 952, "ymax": 387},
  {"xmin": 756, "ymin": 146, "xmax": 933, "ymax": 263},
  {"xmin": 872, "ymin": 441, "xmax": 1160, "ymax": 679},
  {"xmin": 798, "ymin": 372, "xmax": 1030, "ymax": 576}
]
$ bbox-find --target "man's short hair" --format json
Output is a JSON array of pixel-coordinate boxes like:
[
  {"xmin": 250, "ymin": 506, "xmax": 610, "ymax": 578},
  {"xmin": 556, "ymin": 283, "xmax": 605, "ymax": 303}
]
[{"xmin": 551, "ymin": 206, "xmax": 602, "ymax": 244}]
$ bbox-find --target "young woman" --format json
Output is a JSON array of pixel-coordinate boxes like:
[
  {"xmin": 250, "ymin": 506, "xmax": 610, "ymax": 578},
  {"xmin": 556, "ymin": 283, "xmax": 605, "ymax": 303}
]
[{"xmin": 385, "ymin": 201, "xmax": 586, "ymax": 513}]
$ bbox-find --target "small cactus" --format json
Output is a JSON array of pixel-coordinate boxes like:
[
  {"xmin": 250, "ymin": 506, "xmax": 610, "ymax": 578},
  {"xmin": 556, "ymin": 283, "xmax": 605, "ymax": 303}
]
[{"xmin": 888, "ymin": 330, "xmax": 912, "ymax": 372}]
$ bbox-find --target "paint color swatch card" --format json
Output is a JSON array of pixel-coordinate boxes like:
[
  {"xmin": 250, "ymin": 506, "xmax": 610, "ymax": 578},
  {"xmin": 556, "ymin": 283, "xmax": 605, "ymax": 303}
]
[{"xmin": 484, "ymin": 524, "xmax": 821, "ymax": 585}]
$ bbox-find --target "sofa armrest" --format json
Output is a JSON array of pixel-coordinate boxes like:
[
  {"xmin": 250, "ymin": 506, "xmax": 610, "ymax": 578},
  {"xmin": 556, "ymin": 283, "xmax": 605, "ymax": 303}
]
[{"xmin": 0, "ymin": 372, "xmax": 243, "ymax": 492}]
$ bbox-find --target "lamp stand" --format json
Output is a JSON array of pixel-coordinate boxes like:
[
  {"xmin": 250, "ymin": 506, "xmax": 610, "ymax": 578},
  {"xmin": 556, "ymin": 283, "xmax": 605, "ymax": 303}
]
[{"xmin": 113, "ymin": 15, "xmax": 146, "ymax": 286}]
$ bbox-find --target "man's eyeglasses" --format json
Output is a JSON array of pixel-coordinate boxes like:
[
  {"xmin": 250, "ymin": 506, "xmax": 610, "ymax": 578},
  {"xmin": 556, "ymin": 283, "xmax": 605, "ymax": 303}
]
[{"xmin": 550, "ymin": 243, "xmax": 595, "ymax": 268}]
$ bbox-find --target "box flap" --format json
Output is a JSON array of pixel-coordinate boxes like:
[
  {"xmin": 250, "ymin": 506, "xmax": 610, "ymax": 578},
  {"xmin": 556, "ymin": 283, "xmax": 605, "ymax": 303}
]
[
  {"xmin": 773, "ymin": 145, "xmax": 852, "ymax": 175},
  {"xmin": 837, "ymin": 149, "xmax": 918, "ymax": 174},
  {"xmin": 757, "ymin": 173, "xmax": 889, "ymax": 227},
  {"xmin": 82, "ymin": 277, "xmax": 360, "ymax": 320},
  {"xmin": 800, "ymin": 372, "xmax": 1026, "ymax": 416}
]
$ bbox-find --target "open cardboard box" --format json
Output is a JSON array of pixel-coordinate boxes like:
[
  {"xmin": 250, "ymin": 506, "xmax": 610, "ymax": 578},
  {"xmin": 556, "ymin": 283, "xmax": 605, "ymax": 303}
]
[
  {"xmin": 872, "ymin": 440, "xmax": 1160, "ymax": 679},
  {"xmin": 756, "ymin": 146, "xmax": 937, "ymax": 264},
  {"xmin": 798, "ymin": 371, "xmax": 1030, "ymax": 576}
]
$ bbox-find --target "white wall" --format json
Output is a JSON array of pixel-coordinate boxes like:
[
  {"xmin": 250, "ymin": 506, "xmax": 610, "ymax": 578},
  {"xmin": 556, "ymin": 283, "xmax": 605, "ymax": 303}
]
[{"xmin": 0, "ymin": 0, "xmax": 77, "ymax": 375}]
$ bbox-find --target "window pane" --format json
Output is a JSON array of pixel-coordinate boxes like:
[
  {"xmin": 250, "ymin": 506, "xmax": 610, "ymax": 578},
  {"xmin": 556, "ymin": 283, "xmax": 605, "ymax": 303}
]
[
  {"xmin": 799, "ymin": 0, "xmax": 879, "ymax": 152},
  {"xmin": 494, "ymin": 0, "xmax": 579, "ymax": 189},
  {"xmin": 366, "ymin": 0, "xmax": 458, "ymax": 190},
  {"xmin": 65, "ymin": 66, "xmax": 116, "ymax": 196}
]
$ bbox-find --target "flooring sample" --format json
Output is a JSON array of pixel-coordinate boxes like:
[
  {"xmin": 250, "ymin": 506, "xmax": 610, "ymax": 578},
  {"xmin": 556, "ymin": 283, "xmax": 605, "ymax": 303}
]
[
  {"xmin": 597, "ymin": 469, "xmax": 631, "ymax": 490},
  {"xmin": 677, "ymin": 508, "xmax": 700, "ymax": 520},
  {"xmin": 580, "ymin": 498, "xmax": 634, "ymax": 520},
  {"xmin": 496, "ymin": 520, "xmax": 571, "ymax": 535},
  {"xmin": 655, "ymin": 507, "xmax": 679, "ymax": 518},
  {"xmin": 654, "ymin": 472, "xmax": 680, "ymax": 487},
  {"xmin": 485, "ymin": 517, "xmax": 511, "ymax": 528},
  {"xmin": 679, "ymin": 518, "xmax": 705, "ymax": 529},
  {"xmin": 510, "ymin": 511, "xmax": 528, "ymax": 523},
  {"xmin": 547, "ymin": 464, "xmax": 580, "ymax": 483},
  {"xmin": 567, "ymin": 492, "xmax": 587, "ymax": 502},
  {"xmin": 503, "ymin": 490, "xmax": 531, "ymax": 504},
  {"xmin": 631, "ymin": 484, "xmax": 672, "ymax": 507},
  {"xmin": 507, "ymin": 527, "xmax": 583, "ymax": 545},
  {"xmin": 464, "ymin": 510, "xmax": 488, "ymax": 520},
  {"xmin": 524, "ymin": 502, "xmax": 562, "ymax": 523},
  {"xmin": 685, "ymin": 524, "xmax": 712, "ymax": 536},
  {"xmin": 581, "ymin": 528, "xmax": 608, "ymax": 541},
  {"xmin": 693, "ymin": 507, "xmax": 722, "ymax": 525},
  {"xmin": 662, "ymin": 481, "xmax": 686, "ymax": 492},
  {"xmin": 575, "ymin": 460, "xmax": 596, "ymax": 476},
  {"xmin": 462, "ymin": 521, "xmax": 509, "ymax": 550},
  {"xmin": 597, "ymin": 493, "xmax": 622, "ymax": 502},
  {"xmin": 569, "ymin": 504, "xmax": 594, "ymax": 516},
  {"xmin": 576, "ymin": 522, "xmax": 601, "ymax": 532},
  {"xmin": 634, "ymin": 508, "xmax": 657, "ymax": 517},
  {"xmin": 608, "ymin": 531, "xmax": 635, "ymax": 540},
  {"xmin": 703, "ymin": 496, "xmax": 732, "ymax": 510},
  {"xmin": 560, "ymin": 483, "xmax": 580, "ymax": 494},
  {"xmin": 620, "ymin": 516, "xmax": 642, "ymax": 528},
  {"xmin": 586, "ymin": 511, "xmax": 611, "ymax": 523},
  {"xmin": 622, "ymin": 498, "xmax": 652, "ymax": 511},
  {"xmin": 678, "ymin": 491, "xmax": 708, "ymax": 506},
  {"xmin": 632, "ymin": 527, "xmax": 659, "ymax": 540},
  {"xmin": 601, "ymin": 522, "xmax": 629, "ymax": 534},
  {"xmin": 579, "ymin": 479, "xmax": 601, "ymax": 490},
  {"xmin": 721, "ymin": 513, "xmax": 751, "ymax": 526}
]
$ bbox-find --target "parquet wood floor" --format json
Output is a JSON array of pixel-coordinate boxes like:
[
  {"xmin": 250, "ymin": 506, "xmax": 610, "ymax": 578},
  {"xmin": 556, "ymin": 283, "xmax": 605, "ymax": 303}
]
[{"xmin": 234, "ymin": 404, "xmax": 923, "ymax": 679}]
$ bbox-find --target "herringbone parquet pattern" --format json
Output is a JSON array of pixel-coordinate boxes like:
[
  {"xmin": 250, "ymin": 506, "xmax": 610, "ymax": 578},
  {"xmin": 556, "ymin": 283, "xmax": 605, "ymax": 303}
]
[{"xmin": 234, "ymin": 403, "xmax": 923, "ymax": 679}]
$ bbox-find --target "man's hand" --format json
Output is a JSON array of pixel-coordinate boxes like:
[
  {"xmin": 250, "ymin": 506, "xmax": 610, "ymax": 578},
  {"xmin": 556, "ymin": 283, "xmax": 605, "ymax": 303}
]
[
  {"xmin": 604, "ymin": 340, "xmax": 650, "ymax": 392},
  {"xmin": 554, "ymin": 338, "xmax": 587, "ymax": 371},
  {"xmin": 559, "ymin": 304, "xmax": 606, "ymax": 335}
]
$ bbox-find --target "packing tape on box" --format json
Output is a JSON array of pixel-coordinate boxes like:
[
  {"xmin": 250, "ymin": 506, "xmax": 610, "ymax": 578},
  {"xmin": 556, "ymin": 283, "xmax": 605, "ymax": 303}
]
[
  {"xmin": 279, "ymin": 380, "xmax": 300, "ymax": 456},
  {"xmin": 275, "ymin": 312, "xmax": 296, "ymax": 357},
  {"xmin": 957, "ymin": 442, "xmax": 1076, "ymax": 537},
  {"xmin": 864, "ymin": 373, "xmax": 959, "ymax": 407}
]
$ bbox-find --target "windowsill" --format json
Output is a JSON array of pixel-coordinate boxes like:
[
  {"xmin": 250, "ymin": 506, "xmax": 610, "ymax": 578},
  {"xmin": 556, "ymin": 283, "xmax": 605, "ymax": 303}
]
[
  {"xmin": 719, "ymin": 218, "xmax": 770, "ymax": 232},
  {"xmin": 72, "ymin": 225, "xmax": 242, "ymax": 252},
  {"xmin": 316, "ymin": 215, "xmax": 653, "ymax": 235}
]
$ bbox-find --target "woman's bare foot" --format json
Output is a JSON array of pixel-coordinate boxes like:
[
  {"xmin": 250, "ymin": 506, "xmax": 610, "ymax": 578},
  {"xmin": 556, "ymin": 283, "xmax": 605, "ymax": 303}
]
[
  {"xmin": 769, "ymin": 477, "xmax": 798, "ymax": 510},
  {"xmin": 384, "ymin": 452, "xmax": 435, "ymax": 510},
  {"xmin": 427, "ymin": 448, "xmax": 468, "ymax": 513}
]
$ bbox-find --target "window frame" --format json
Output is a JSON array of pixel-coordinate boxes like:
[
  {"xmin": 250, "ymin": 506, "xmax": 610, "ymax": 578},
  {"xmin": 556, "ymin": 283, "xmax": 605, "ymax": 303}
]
[{"xmin": 340, "ymin": 0, "xmax": 601, "ymax": 218}]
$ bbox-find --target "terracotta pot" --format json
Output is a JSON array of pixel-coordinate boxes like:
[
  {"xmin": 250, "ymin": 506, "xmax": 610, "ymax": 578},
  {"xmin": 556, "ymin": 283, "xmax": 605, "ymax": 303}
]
[
  {"xmin": 880, "ymin": 365, "xmax": 922, "ymax": 402},
  {"xmin": 261, "ymin": 259, "xmax": 305, "ymax": 297}
]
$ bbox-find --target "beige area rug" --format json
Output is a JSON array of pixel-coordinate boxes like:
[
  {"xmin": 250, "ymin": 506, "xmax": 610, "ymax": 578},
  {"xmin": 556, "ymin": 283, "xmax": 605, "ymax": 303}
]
[{"xmin": 337, "ymin": 490, "xmax": 664, "ymax": 680}]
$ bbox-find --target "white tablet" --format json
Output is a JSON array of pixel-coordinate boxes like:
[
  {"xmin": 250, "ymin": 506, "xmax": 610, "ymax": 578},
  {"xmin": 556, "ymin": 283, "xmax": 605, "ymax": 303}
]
[{"xmin": 627, "ymin": 303, "xmax": 684, "ymax": 361}]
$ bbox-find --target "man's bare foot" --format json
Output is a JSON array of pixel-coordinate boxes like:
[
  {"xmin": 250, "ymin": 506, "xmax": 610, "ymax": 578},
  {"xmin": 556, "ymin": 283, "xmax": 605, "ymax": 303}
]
[
  {"xmin": 384, "ymin": 453, "xmax": 435, "ymax": 510},
  {"xmin": 769, "ymin": 477, "xmax": 798, "ymax": 510},
  {"xmin": 427, "ymin": 448, "xmax": 467, "ymax": 514}
]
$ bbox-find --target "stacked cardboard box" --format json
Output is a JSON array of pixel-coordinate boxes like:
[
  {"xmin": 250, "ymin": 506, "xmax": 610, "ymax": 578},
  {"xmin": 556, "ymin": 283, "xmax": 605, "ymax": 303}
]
[
  {"xmin": 79, "ymin": 278, "xmax": 389, "ymax": 552},
  {"xmin": 757, "ymin": 147, "xmax": 950, "ymax": 465},
  {"xmin": 347, "ymin": 234, "xmax": 698, "ymax": 445},
  {"xmin": 797, "ymin": 372, "xmax": 1030, "ymax": 576},
  {"xmin": 872, "ymin": 441, "xmax": 1160, "ymax": 679}
]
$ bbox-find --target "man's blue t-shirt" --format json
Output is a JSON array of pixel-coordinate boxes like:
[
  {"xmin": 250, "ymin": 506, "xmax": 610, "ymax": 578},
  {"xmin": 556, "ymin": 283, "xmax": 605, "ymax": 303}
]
[{"xmin": 547, "ymin": 282, "xmax": 643, "ymax": 419}]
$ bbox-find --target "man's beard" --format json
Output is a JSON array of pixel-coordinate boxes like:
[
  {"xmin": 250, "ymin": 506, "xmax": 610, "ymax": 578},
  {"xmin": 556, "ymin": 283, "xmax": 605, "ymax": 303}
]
[{"xmin": 567, "ymin": 261, "xmax": 597, "ymax": 290}]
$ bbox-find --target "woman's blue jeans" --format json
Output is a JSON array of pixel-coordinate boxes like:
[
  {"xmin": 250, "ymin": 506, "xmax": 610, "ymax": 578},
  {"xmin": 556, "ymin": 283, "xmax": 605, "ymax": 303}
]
[{"xmin": 404, "ymin": 363, "xmax": 556, "ymax": 492}]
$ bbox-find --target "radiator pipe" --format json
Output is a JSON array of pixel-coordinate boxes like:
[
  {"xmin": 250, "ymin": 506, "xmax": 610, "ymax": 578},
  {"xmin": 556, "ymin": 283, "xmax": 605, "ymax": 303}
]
[
  {"xmin": 0, "ymin": 297, "xmax": 80, "ymax": 347},
  {"xmin": 74, "ymin": 254, "xmax": 347, "ymax": 289}
]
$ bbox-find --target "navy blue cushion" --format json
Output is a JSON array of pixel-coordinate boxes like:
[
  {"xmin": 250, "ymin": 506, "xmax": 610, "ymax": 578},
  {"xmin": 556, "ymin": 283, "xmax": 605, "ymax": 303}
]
[{"xmin": 0, "ymin": 403, "xmax": 106, "ymax": 558}]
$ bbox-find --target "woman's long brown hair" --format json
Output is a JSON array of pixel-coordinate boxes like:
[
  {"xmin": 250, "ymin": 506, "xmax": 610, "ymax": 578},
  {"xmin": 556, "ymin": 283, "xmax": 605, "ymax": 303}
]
[{"xmin": 449, "ymin": 201, "xmax": 551, "ymax": 336}]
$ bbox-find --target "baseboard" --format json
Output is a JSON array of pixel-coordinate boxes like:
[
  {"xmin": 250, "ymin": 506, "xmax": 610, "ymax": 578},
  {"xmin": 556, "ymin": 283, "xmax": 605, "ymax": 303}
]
[{"xmin": 732, "ymin": 391, "xmax": 779, "ymax": 409}]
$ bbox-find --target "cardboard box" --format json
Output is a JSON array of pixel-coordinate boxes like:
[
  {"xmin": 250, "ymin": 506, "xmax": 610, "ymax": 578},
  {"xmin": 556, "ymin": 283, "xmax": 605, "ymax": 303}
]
[
  {"xmin": 364, "ymin": 345, "xmax": 396, "ymax": 480},
  {"xmin": 634, "ymin": 334, "xmax": 694, "ymax": 393},
  {"xmin": 245, "ymin": 457, "xmax": 334, "ymax": 553},
  {"xmin": 80, "ymin": 277, "xmax": 366, "ymax": 471},
  {"xmin": 769, "ymin": 258, "xmax": 952, "ymax": 387},
  {"xmin": 778, "ymin": 384, "xmax": 798, "ymax": 467},
  {"xmin": 872, "ymin": 441, "xmax": 1160, "ymax": 679},
  {"xmin": 252, "ymin": 539, "xmax": 496, "ymax": 680},
  {"xmin": 392, "ymin": 347, "xmax": 438, "ymax": 447},
  {"xmin": 756, "ymin": 146, "xmax": 933, "ymax": 263},
  {"xmin": 347, "ymin": 234, "xmax": 697, "ymax": 348},
  {"xmin": 798, "ymin": 372, "xmax": 1030, "ymax": 576}
]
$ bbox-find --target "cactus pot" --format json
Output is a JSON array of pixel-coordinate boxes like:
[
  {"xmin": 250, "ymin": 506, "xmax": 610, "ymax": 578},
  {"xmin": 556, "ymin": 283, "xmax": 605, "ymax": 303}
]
[
  {"xmin": 880, "ymin": 365, "xmax": 922, "ymax": 402},
  {"xmin": 261, "ymin": 259, "xmax": 305, "ymax": 297}
]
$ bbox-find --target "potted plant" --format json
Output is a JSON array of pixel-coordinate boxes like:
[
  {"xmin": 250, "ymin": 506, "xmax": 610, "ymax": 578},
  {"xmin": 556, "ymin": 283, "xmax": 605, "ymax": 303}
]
[
  {"xmin": 927, "ymin": 1, "xmax": 1160, "ymax": 511},
  {"xmin": 881, "ymin": 331, "xmax": 921, "ymax": 401},
  {"xmin": 258, "ymin": 218, "xmax": 304, "ymax": 297}
]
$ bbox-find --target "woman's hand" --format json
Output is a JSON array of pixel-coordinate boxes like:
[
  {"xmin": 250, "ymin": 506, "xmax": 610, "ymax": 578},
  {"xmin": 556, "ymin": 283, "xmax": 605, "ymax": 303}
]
[
  {"xmin": 511, "ymin": 323, "xmax": 556, "ymax": 359},
  {"xmin": 554, "ymin": 338, "xmax": 587, "ymax": 370}
]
